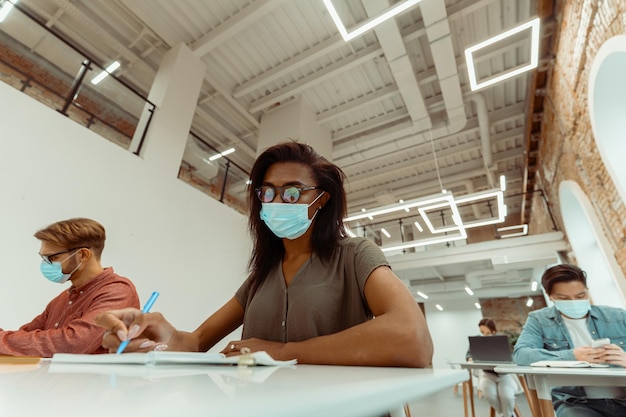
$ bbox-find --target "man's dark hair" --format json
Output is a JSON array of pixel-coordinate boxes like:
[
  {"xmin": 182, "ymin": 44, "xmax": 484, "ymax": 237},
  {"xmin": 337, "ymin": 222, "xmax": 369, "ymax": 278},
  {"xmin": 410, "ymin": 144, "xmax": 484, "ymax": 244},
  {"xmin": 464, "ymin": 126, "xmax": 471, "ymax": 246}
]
[{"xmin": 541, "ymin": 264, "xmax": 587, "ymax": 295}]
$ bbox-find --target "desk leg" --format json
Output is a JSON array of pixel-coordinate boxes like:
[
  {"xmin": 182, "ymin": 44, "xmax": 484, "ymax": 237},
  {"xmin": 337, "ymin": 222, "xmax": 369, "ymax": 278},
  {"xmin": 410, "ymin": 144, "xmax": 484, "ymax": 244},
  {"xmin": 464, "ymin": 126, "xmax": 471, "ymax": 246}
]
[
  {"xmin": 518, "ymin": 376, "xmax": 542, "ymax": 417},
  {"xmin": 538, "ymin": 399, "xmax": 555, "ymax": 417},
  {"xmin": 462, "ymin": 380, "xmax": 469, "ymax": 417},
  {"xmin": 532, "ymin": 375, "xmax": 556, "ymax": 417},
  {"xmin": 465, "ymin": 370, "xmax": 475, "ymax": 417},
  {"xmin": 389, "ymin": 405, "xmax": 407, "ymax": 417}
]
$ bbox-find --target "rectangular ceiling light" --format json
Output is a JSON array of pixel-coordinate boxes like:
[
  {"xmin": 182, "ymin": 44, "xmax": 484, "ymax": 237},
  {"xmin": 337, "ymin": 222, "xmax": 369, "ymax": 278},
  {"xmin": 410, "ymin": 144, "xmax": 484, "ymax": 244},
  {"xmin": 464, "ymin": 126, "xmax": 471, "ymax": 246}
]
[
  {"xmin": 344, "ymin": 192, "xmax": 450, "ymax": 222},
  {"xmin": 497, "ymin": 224, "xmax": 529, "ymax": 238},
  {"xmin": 381, "ymin": 229, "xmax": 467, "ymax": 253},
  {"xmin": 322, "ymin": 0, "xmax": 423, "ymax": 42},
  {"xmin": 418, "ymin": 195, "xmax": 463, "ymax": 234},
  {"xmin": 91, "ymin": 61, "xmax": 121, "ymax": 85},
  {"xmin": 455, "ymin": 189, "xmax": 506, "ymax": 228},
  {"xmin": 0, "ymin": 0, "xmax": 17, "ymax": 23},
  {"xmin": 465, "ymin": 17, "xmax": 540, "ymax": 91},
  {"xmin": 345, "ymin": 187, "xmax": 508, "ymax": 253},
  {"xmin": 208, "ymin": 147, "xmax": 235, "ymax": 162}
]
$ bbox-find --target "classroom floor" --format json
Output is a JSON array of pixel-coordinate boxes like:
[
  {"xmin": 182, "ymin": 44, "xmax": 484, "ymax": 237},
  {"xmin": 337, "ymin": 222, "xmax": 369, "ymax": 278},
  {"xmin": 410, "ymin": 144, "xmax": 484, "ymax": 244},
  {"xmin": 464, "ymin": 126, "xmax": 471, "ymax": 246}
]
[{"xmin": 405, "ymin": 382, "xmax": 534, "ymax": 417}]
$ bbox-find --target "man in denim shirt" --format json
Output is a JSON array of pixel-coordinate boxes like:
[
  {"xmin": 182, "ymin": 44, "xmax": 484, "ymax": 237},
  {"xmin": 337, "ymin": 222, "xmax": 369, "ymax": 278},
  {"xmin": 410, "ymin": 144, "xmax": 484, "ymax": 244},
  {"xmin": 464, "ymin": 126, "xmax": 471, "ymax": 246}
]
[{"xmin": 513, "ymin": 264, "xmax": 626, "ymax": 417}]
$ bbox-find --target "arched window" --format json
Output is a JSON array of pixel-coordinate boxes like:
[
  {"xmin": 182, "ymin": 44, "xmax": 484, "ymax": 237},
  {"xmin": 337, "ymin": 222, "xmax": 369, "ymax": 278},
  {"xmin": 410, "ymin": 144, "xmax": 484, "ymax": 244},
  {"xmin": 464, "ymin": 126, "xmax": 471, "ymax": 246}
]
[
  {"xmin": 559, "ymin": 181, "xmax": 626, "ymax": 308},
  {"xmin": 589, "ymin": 35, "xmax": 626, "ymax": 204}
]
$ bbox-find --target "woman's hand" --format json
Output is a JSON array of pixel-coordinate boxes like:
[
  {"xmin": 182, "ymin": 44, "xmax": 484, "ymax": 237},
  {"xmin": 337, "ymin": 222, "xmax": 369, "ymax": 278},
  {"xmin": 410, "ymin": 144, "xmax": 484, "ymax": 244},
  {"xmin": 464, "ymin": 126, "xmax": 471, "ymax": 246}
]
[
  {"xmin": 94, "ymin": 308, "xmax": 177, "ymax": 353},
  {"xmin": 599, "ymin": 344, "xmax": 626, "ymax": 367},
  {"xmin": 220, "ymin": 337, "xmax": 287, "ymax": 359}
]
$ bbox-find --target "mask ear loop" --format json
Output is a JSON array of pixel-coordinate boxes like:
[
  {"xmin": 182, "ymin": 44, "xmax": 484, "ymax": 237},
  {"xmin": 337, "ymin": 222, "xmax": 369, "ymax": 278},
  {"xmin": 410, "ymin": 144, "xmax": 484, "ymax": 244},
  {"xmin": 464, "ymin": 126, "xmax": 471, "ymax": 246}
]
[
  {"xmin": 65, "ymin": 249, "xmax": 85, "ymax": 278},
  {"xmin": 308, "ymin": 191, "xmax": 326, "ymax": 219}
]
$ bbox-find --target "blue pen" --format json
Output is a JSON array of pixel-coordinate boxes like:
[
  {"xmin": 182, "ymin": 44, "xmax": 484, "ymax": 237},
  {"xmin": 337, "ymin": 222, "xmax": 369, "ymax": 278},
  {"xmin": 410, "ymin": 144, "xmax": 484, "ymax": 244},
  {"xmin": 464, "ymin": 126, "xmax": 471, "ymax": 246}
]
[{"xmin": 116, "ymin": 291, "xmax": 160, "ymax": 355}]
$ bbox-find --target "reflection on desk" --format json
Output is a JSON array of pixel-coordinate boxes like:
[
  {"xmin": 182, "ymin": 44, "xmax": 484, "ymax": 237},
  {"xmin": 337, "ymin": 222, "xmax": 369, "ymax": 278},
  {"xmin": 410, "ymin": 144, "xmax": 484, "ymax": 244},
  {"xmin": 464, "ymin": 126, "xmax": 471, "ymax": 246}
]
[{"xmin": 0, "ymin": 362, "xmax": 467, "ymax": 417}]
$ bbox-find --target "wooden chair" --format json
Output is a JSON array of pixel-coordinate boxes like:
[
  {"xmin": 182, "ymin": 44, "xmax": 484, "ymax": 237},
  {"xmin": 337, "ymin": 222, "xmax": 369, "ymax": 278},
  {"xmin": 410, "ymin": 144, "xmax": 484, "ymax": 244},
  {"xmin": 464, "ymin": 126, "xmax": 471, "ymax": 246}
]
[{"xmin": 488, "ymin": 404, "xmax": 522, "ymax": 417}]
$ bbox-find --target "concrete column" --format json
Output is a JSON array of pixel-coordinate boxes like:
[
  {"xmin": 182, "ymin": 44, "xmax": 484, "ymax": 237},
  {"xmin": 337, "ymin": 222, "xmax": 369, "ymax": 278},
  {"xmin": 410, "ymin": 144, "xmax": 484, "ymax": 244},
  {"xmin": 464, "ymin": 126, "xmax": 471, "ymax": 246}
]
[
  {"xmin": 130, "ymin": 43, "xmax": 206, "ymax": 177},
  {"xmin": 258, "ymin": 97, "xmax": 332, "ymax": 160}
]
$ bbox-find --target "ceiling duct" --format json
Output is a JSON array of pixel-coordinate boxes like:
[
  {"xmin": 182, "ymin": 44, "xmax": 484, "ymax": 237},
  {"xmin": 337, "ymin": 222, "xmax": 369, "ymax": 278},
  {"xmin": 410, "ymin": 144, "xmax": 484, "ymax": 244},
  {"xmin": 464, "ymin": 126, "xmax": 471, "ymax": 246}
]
[{"xmin": 333, "ymin": 0, "xmax": 467, "ymax": 165}]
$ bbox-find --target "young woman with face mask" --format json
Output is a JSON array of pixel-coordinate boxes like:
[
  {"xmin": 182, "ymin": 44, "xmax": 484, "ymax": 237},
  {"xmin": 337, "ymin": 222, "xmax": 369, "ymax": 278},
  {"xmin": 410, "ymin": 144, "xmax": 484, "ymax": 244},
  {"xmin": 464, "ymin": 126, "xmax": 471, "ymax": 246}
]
[
  {"xmin": 96, "ymin": 141, "xmax": 434, "ymax": 368},
  {"xmin": 466, "ymin": 318, "xmax": 520, "ymax": 417},
  {"xmin": 513, "ymin": 264, "xmax": 626, "ymax": 417}
]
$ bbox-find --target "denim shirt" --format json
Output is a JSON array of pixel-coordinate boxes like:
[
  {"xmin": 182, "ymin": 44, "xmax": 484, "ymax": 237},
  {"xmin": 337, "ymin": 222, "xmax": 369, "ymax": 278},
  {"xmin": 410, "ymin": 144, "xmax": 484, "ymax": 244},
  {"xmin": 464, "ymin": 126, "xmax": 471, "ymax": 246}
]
[
  {"xmin": 513, "ymin": 305, "xmax": 626, "ymax": 365},
  {"xmin": 513, "ymin": 305, "xmax": 626, "ymax": 404}
]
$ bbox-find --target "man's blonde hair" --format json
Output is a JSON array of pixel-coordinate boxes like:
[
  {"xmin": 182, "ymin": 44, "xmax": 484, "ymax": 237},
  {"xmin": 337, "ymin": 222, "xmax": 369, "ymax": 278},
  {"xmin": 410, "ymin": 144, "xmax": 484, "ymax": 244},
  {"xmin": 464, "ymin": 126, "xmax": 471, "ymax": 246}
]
[{"xmin": 34, "ymin": 218, "xmax": 106, "ymax": 259}]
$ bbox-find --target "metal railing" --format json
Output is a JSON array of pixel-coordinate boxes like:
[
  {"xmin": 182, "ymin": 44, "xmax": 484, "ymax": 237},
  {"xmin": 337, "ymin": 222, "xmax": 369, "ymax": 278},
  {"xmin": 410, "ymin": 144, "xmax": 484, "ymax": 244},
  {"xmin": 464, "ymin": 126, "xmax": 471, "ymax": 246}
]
[{"xmin": 0, "ymin": 2, "xmax": 250, "ymax": 215}]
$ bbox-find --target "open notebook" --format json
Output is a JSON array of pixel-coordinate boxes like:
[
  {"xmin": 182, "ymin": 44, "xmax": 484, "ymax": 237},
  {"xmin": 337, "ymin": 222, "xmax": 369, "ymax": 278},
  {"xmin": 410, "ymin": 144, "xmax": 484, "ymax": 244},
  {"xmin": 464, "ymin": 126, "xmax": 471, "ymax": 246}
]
[
  {"xmin": 51, "ymin": 351, "xmax": 296, "ymax": 367},
  {"xmin": 531, "ymin": 360, "xmax": 610, "ymax": 368}
]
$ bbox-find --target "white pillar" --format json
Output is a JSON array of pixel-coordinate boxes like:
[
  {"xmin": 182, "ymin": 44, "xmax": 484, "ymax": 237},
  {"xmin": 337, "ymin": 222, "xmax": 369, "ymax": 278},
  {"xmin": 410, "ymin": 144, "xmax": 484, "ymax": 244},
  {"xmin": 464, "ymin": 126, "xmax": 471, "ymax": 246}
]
[
  {"xmin": 130, "ymin": 43, "xmax": 206, "ymax": 178},
  {"xmin": 258, "ymin": 97, "xmax": 332, "ymax": 160}
]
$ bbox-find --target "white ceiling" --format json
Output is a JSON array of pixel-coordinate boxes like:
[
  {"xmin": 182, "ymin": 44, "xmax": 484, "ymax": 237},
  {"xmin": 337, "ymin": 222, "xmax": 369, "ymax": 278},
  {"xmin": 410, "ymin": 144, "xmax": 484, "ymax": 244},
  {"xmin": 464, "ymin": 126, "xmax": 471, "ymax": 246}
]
[{"xmin": 4, "ymin": 0, "xmax": 563, "ymax": 306}]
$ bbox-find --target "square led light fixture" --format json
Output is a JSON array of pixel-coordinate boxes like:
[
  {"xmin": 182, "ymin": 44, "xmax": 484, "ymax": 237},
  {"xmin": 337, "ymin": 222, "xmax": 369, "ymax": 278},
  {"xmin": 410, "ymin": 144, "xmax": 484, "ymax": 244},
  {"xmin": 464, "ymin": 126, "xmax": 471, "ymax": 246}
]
[
  {"xmin": 497, "ymin": 224, "xmax": 529, "ymax": 238},
  {"xmin": 455, "ymin": 189, "xmax": 506, "ymax": 228},
  {"xmin": 418, "ymin": 195, "xmax": 464, "ymax": 234},
  {"xmin": 465, "ymin": 17, "xmax": 540, "ymax": 91},
  {"xmin": 323, "ymin": 0, "xmax": 423, "ymax": 42}
]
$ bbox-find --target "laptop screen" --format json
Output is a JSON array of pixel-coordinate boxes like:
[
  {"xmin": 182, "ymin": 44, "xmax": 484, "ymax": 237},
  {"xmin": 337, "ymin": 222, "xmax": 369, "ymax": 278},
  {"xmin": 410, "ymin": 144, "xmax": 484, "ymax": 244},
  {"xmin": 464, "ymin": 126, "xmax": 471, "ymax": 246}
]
[{"xmin": 468, "ymin": 334, "xmax": 514, "ymax": 362}]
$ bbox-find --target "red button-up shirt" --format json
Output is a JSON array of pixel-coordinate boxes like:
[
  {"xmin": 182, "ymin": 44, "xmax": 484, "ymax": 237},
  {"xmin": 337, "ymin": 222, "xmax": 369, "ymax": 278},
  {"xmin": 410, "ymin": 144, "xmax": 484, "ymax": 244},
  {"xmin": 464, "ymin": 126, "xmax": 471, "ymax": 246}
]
[{"xmin": 0, "ymin": 267, "xmax": 139, "ymax": 357}]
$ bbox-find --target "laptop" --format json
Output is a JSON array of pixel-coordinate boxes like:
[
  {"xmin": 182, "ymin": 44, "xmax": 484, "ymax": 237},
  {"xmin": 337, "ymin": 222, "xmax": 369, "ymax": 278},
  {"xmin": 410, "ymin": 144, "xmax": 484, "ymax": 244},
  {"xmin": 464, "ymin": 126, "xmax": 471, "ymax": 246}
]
[{"xmin": 468, "ymin": 335, "xmax": 514, "ymax": 363}]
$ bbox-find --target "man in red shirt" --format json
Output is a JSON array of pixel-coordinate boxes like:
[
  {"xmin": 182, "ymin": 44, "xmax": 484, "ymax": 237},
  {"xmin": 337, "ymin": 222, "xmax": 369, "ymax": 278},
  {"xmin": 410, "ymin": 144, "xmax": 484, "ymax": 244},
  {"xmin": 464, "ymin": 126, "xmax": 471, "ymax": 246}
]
[{"xmin": 0, "ymin": 217, "xmax": 139, "ymax": 357}]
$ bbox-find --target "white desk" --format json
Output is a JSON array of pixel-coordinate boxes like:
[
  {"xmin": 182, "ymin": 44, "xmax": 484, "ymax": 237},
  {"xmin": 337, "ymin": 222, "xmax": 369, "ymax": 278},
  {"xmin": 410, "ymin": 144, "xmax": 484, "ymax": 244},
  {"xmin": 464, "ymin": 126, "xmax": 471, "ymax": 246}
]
[
  {"xmin": 495, "ymin": 365, "xmax": 626, "ymax": 417},
  {"xmin": 0, "ymin": 361, "xmax": 466, "ymax": 417}
]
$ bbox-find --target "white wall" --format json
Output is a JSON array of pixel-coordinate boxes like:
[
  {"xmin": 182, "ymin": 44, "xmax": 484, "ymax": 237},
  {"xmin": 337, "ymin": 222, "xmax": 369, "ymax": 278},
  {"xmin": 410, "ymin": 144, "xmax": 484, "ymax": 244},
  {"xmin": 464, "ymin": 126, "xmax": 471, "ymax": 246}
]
[
  {"xmin": 425, "ymin": 303, "xmax": 484, "ymax": 369},
  {"xmin": 0, "ymin": 82, "xmax": 250, "ymax": 351}
]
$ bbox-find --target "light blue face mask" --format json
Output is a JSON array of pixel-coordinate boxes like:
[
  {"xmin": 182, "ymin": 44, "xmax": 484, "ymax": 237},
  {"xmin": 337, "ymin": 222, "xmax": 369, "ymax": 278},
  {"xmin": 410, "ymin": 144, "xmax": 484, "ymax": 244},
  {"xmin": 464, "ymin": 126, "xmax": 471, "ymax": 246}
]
[
  {"xmin": 260, "ymin": 191, "xmax": 325, "ymax": 240},
  {"xmin": 40, "ymin": 250, "xmax": 82, "ymax": 284},
  {"xmin": 554, "ymin": 299, "xmax": 591, "ymax": 319}
]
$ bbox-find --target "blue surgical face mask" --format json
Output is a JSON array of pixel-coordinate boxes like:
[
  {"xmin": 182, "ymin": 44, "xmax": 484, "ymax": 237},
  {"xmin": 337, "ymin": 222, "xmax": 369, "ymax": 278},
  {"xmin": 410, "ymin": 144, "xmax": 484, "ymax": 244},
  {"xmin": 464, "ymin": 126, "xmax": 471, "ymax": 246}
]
[
  {"xmin": 553, "ymin": 299, "xmax": 591, "ymax": 319},
  {"xmin": 260, "ymin": 191, "xmax": 325, "ymax": 240},
  {"xmin": 40, "ymin": 250, "xmax": 82, "ymax": 284}
]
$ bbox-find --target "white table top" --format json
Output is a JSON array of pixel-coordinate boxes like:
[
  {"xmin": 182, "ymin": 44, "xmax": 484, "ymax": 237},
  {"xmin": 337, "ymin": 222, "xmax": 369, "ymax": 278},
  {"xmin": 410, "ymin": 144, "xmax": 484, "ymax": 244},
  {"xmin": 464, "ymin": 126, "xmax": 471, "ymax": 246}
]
[
  {"xmin": 494, "ymin": 364, "xmax": 626, "ymax": 378},
  {"xmin": 0, "ymin": 361, "xmax": 467, "ymax": 417},
  {"xmin": 494, "ymin": 364, "xmax": 626, "ymax": 400},
  {"xmin": 456, "ymin": 361, "xmax": 515, "ymax": 371}
]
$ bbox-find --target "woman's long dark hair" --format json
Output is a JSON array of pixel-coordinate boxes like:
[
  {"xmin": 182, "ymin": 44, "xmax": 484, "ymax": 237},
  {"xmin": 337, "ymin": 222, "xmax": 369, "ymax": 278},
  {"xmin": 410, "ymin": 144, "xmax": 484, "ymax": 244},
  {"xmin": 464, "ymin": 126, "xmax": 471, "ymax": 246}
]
[
  {"xmin": 247, "ymin": 141, "xmax": 347, "ymax": 293},
  {"xmin": 478, "ymin": 318, "xmax": 497, "ymax": 333}
]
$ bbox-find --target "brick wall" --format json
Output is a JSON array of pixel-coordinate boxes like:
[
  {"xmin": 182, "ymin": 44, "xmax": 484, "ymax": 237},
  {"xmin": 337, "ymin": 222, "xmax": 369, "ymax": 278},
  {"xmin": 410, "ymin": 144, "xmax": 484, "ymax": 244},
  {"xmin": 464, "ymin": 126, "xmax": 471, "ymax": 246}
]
[
  {"xmin": 479, "ymin": 295, "xmax": 548, "ymax": 336},
  {"xmin": 530, "ymin": 0, "xmax": 626, "ymax": 276}
]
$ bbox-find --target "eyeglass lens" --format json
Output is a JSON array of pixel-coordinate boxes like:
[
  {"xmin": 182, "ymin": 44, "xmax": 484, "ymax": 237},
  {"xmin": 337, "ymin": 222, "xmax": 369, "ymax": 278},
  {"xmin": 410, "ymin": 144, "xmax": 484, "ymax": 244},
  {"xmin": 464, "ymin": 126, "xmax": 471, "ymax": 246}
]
[
  {"xmin": 40, "ymin": 248, "xmax": 81, "ymax": 264},
  {"xmin": 257, "ymin": 186, "xmax": 302, "ymax": 203}
]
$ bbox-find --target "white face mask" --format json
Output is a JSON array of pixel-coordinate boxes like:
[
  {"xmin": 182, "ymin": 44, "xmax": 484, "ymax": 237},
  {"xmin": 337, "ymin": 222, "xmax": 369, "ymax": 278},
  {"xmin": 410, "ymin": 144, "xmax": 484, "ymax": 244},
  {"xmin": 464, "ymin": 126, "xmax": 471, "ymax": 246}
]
[
  {"xmin": 259, "ymin": 192, "xmax": 325, "ymax": 239},
  {"xmin": 39, "ymin": 250, "xmax": 82, "ymax": 284},
  {"xmin": 553, "ymin": 299, "xmax": 591, "ymax": 319}
]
